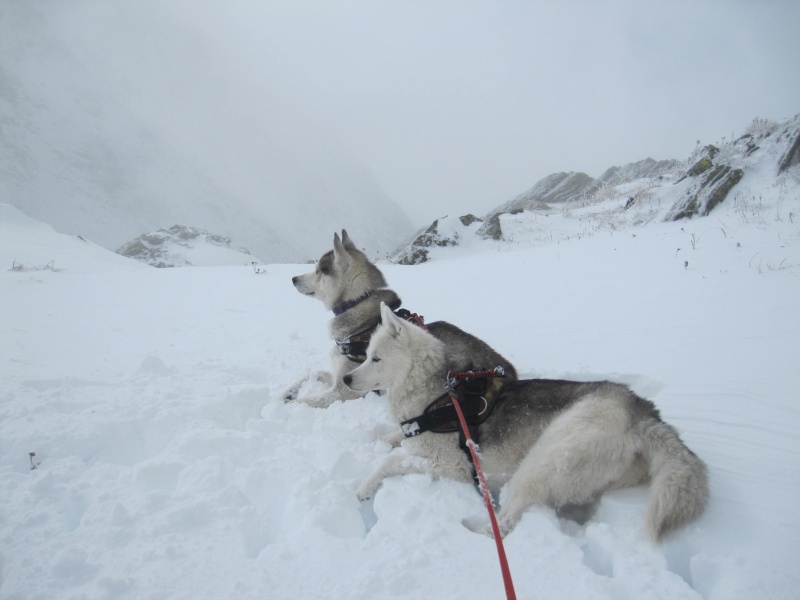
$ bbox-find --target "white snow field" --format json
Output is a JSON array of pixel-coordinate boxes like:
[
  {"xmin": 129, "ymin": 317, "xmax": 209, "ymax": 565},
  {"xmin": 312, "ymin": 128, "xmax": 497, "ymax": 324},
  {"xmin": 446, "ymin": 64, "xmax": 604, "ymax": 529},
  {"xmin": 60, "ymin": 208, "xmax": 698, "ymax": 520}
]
[{"xmin": 1, "ymin": 172, "xmax": 799, "ymax": 600}]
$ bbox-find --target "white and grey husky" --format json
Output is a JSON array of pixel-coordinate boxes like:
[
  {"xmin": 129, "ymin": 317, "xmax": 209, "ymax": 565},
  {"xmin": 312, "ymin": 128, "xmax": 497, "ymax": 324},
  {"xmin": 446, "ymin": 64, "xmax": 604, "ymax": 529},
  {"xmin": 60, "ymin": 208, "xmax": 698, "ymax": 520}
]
[
  {"xmin": 288, "ymin": 230, "xmax": 516, "ymax": 408},
  {"xmin": 344, "ymin": 303, "xmax": 709, "ymax": 542}
]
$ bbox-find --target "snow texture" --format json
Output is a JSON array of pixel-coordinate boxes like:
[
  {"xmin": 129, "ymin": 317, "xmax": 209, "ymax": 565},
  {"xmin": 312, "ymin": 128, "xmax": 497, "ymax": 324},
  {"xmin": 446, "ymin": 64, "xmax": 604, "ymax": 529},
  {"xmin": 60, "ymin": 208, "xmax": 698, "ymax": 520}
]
[{"xmin": 2, "ymin": 123, "xmax": 799, "ymax": 600}]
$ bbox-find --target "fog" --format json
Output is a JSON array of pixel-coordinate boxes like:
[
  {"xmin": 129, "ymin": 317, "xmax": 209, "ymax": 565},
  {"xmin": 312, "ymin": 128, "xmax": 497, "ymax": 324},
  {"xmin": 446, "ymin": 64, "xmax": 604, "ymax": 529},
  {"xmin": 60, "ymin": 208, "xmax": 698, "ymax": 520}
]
[{"xmin": 3, "ymin": 1, "xmax": 799, "ymax": 245}]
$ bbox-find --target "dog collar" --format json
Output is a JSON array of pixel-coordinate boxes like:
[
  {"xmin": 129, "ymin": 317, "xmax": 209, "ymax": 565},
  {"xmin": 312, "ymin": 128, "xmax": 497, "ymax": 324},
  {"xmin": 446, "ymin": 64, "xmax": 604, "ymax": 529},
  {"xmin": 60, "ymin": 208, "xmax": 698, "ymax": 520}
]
[
  {"xmin": 332, "ymin": 290, "xmax": 374, "ymax": 316},
  {"xmin": 336, "ymin": 305, "xmax": 426, "ymax": 364},
  {"xmin": 336, "ymin": 326, "xmax": 377, "ymax": 363}
]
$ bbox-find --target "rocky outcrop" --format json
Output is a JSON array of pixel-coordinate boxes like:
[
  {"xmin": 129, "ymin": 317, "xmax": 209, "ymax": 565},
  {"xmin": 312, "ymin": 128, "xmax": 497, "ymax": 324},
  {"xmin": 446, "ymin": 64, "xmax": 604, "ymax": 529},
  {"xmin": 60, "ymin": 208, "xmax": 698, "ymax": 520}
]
[
  {"xmin": 117, "ymin": 225, "xmax": 252, "ymax": 267},
  {"xmin": 598, "ymin": 158, "xmax": 681, "ymax": 185},
  {"xmin": 479, "ymin": 159, "xmax": 678, "ymax": 240},
  {"xmin": 667, "ymin": 115, "xmax": 800, "ymax": 221},
  {"xmin": 393, "ymin": 215, "xmax": 482, "ymax": 265},
  {"xmin": 669, "ymin": 164, "xmax": 744, "ymax": 220},
  {"xmin": 778, "ymin": 117, "xmax": 800, "ymax": 174}
]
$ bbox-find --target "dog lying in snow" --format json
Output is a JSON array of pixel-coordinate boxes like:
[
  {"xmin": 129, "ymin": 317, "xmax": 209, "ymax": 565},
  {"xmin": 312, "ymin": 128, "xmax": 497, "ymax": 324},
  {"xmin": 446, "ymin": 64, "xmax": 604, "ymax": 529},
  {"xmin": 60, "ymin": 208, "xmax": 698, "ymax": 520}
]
[{"xmin": 344, "ymin": 303, "xmax": 709, "ymax": 541}]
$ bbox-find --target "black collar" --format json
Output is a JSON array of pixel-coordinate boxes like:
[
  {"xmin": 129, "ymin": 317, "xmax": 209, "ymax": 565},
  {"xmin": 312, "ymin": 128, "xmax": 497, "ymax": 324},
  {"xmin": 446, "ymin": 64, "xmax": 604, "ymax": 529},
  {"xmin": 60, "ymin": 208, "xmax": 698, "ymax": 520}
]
[
  {"xmin": 335, "ymin": 301, "xmax": 413, "ymax": 364},
  {"xmin": 336, "ymin": 325, "xmax": 378, "ymax": 363},
  {"xmin": 332, "ymin": 290, "xmax": 373, "ymax": 316}
]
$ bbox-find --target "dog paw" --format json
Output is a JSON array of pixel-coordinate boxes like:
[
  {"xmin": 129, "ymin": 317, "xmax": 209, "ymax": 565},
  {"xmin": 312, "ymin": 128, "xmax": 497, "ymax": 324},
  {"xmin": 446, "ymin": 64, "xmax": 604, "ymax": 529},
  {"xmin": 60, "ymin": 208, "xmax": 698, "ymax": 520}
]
[
  {"xmin": 356, "ymin": 481, "xmax": 379, "ymax": 502},
  {"xmin": 310, "ymin": 370, "xmax": 334, "ymax": 386},
  {"xmin": 492, "ymin": 516, "xmax": 516, "ymax": 539}
]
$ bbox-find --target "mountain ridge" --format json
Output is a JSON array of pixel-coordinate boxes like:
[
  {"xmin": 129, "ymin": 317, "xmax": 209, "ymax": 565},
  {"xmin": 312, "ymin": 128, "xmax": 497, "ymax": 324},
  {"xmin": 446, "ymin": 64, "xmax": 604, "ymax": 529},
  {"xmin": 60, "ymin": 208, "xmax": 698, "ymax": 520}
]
[{"xmin": 392, "ymin": 114, "xmax": 799, "ymax": 264}]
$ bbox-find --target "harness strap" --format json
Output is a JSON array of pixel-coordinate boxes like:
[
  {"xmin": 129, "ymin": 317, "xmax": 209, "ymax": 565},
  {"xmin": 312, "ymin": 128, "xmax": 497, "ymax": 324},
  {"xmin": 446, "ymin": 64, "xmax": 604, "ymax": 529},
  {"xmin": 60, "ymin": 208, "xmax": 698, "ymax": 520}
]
[{"xmin": 400, "ymin": 376, "xmax": 505, "ymax": 437}]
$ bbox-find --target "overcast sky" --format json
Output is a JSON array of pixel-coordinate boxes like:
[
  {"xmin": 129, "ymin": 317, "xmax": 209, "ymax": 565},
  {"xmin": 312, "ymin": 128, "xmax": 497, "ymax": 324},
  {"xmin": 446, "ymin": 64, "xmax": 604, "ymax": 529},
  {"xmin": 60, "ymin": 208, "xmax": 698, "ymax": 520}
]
[{"xmin": 49, "ymin": 1, "xmax": 800, "ymax": 227}]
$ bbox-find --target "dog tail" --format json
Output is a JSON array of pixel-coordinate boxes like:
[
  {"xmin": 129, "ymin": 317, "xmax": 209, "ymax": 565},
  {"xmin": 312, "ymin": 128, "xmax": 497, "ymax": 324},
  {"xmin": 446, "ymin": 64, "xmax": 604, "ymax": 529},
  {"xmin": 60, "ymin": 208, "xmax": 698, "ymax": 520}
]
[{"xmin": 641, "ymin": 419, "xmax": 709, "ymax": 542}]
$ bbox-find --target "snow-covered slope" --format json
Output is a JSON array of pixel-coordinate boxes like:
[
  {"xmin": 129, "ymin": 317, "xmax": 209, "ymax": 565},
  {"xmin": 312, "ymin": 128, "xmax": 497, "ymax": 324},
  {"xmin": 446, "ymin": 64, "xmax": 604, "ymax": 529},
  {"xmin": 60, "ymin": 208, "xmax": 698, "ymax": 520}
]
[
  {"xmin": 475, "ymin": 158, "xmax": 681, "ymax": 240},
  {"xmin": 395, "ymin": 115, "xmax": 799, "ymax": 263},
  {"xmin": 1, "ymin": 149, "xmax": 798, "ymax": 599},
  {"xmin": 0, "ymin": 2, "xmax": 413, "ymax": 262},
  {"xmin": 0, "ymin": 204, "xmax": 147, "ymax": 273}
]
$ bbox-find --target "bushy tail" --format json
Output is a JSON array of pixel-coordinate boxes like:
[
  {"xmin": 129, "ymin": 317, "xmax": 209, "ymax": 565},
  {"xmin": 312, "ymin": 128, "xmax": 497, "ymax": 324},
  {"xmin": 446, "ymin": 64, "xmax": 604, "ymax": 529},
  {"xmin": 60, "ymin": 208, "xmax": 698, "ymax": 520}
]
[{"xmin": 642, "ymin": 420, "xmax": 709, "ymax": 542}]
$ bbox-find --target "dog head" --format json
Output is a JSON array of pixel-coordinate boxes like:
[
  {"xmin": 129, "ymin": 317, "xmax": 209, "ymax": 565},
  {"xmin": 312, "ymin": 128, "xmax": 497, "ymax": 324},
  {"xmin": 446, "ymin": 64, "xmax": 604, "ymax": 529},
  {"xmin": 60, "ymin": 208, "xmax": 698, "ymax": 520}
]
[
  {"xmin": 292, "ymin": 230, "xmax": 387, "ymax": 311},
  {"xmin": 344, "ymin": 302, "xmax": 444, "ymax": 394},
  {"xmin": 343, "ymin": 302, "xmax": 411, "ymax": 392}
]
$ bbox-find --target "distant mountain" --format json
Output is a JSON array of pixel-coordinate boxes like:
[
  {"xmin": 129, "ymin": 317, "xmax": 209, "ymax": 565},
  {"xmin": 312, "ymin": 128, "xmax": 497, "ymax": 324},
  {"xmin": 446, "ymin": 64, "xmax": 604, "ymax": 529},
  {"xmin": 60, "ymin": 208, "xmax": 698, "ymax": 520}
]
[
  {"xmin": 0, "ymin": 2, "xmax": 413, "ymax": 263},
  {"xmin": 476, "ymin": 158, "xmax": 679, "ymax": 240},
  {"xmin": 393, "ymin": 115, "xmax": 799, "ymax": 263},
  {"xmin": 117, "ymin": 225, "xmax": 255, "ymax": 268}
]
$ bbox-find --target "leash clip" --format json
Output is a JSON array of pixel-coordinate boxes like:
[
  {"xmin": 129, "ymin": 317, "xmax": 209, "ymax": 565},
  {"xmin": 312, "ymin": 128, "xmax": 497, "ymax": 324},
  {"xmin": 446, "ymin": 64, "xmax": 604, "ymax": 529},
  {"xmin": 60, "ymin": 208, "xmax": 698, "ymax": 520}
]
[{"xmin": 445, "ymin": 371, "xmax": 461, "ymax": 394}]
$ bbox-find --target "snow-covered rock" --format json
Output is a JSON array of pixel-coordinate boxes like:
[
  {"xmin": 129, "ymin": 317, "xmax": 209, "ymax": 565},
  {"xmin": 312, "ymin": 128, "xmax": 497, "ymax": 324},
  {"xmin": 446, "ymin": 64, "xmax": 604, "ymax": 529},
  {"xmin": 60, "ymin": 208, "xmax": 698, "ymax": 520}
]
[
  {"xmin": 117, "ymin": 225, "xmax": 255, "ymax": 268},
  {"xmin": 399, "ymin": 115, "xmax": 799, "ymax": 252},
  {"xmin": 477, "ymin": 158, "xmax": 680, "ymax": 240},
  {"xmin": 667, "ymin": 115, "xmax": 800, "ymax": 220},
  {"xmin": 393, "ymin": 215, "xmax": 483, "ymax": 265}
]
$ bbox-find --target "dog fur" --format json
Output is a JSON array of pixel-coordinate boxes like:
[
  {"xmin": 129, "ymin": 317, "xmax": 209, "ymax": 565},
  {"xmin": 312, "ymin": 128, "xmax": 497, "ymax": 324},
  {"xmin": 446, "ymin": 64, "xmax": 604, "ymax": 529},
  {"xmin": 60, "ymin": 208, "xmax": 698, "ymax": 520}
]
[
  {"xmin": 344, "ymin": 303, "xmax": 709, "ymax": 542},
  {"xmin": 287, "ymin": 230, "xmax": 517, "ymax": 408}
]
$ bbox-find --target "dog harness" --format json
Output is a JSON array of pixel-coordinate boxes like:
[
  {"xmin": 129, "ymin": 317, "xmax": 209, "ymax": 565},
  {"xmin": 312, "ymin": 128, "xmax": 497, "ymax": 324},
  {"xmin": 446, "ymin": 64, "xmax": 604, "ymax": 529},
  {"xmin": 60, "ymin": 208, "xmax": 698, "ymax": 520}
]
[
  {"xmin": 336, "ymin": 306, "xmax": 425, "ymax": 363},
  {"xmin": 400, "ymin": 368, "xmax": 507, "ymax": 441},
  {"xmin": 400, "ymin": 368, "xmax": 507, "ymax": 494}
]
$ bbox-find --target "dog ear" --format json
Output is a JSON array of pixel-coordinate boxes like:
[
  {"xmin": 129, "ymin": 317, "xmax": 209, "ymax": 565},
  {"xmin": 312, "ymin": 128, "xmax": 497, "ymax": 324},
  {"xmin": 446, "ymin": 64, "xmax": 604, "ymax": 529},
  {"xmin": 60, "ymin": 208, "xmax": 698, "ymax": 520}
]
[
  {"xmin": 380, "ymin": 302, "xmax": 403, "ymax": 338},
  {"xmin": 341, "ymin": 229, "xmax": 357, "ymax": 251},
  {"xmin": 333, "ymin": 232, "xmax": 345, "ymax": 257}
]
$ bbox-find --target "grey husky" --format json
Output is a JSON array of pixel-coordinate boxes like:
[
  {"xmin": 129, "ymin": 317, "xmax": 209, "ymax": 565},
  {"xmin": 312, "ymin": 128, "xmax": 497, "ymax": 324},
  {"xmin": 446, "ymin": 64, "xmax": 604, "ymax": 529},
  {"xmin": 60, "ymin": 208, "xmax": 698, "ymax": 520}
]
[
  {"xmin": 287, "ymin": 230, "xmax": 516, "ymax": 408},
  {"xmin": 344, "ymin": 303, "xmax": 709, "ymax": 542}
]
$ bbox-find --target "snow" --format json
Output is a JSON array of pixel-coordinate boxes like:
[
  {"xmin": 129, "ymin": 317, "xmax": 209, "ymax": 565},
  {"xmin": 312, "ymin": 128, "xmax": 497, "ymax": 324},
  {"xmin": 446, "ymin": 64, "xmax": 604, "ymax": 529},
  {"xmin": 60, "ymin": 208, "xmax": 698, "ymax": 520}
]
[{"xmin": 1, "ymin": 164, "xmax": 799, "ymax": 600}]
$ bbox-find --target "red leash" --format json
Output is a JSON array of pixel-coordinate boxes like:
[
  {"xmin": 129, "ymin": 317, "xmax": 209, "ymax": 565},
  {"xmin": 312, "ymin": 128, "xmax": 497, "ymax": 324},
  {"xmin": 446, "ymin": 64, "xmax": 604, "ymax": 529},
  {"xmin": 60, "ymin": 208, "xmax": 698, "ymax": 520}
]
[
  {"xmin": 447, "ymin": 369, "xmax": 517, "ymax": 600},
  {"xmin": 406, "ymin": 314, "xmax": 517, "ymax": 599}
]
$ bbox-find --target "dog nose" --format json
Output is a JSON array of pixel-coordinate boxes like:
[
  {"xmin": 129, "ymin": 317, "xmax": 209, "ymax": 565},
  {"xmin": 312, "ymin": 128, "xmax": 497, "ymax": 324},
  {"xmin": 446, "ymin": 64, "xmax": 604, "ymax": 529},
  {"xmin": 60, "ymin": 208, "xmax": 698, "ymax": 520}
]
[
  {"xmin": 343, "ymin": 374, "xmax": 352, "ymax": 387},
  {"xmin": 291, "ymin": 276, "xmax": 298, "ymax": 285}
]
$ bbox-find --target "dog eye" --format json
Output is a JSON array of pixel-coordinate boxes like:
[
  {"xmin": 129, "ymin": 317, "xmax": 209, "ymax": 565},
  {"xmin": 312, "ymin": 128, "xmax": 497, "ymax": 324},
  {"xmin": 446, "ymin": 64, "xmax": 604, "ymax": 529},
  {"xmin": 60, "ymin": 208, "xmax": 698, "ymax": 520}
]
[{"xmin": 371, "ymin": 356, "xmax": 381, "ymax": 363}]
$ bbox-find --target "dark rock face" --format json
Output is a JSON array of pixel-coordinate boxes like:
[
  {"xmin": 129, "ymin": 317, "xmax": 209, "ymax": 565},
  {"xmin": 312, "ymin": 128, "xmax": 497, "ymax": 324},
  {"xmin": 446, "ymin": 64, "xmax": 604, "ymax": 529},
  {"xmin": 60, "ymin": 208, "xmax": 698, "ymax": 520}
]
[
  {"xmin": 779, "ymin": 130, "xmax": 800, "ymax": 174},
  {"xmin": 669, "ymin": 165, "xmax": 744, "ymax": 220}
]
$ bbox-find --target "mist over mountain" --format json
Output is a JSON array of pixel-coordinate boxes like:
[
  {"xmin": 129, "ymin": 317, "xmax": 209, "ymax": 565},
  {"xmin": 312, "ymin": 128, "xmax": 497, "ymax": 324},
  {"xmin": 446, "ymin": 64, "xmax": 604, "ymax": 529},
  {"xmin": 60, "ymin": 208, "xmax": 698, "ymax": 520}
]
[{"xmin": 0, "ymin": 2, "xmax": 413, "ymax": 263}]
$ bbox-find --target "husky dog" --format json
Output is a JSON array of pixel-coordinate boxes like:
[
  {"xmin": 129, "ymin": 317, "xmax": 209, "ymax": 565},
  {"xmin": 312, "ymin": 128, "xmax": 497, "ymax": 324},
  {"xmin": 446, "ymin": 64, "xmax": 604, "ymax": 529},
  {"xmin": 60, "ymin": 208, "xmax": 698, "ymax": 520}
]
[
  {"xmin": 288, "ymin": 230, "xmax": 517, "ymax": 408},
  {"xmin": 344, "ymin": 303, "xmax": 709, "ymax": 542}
]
